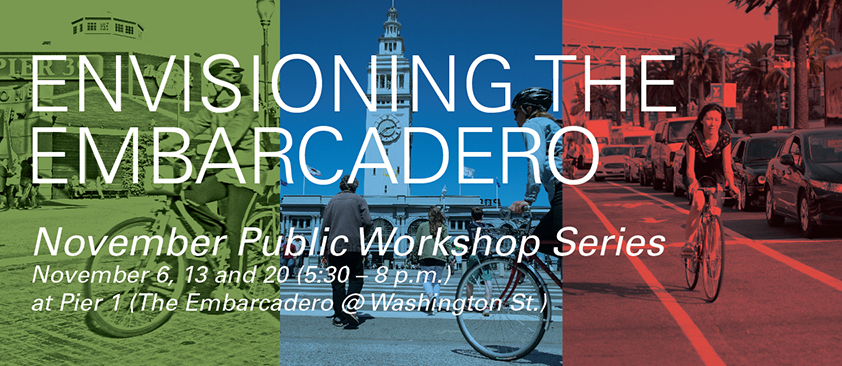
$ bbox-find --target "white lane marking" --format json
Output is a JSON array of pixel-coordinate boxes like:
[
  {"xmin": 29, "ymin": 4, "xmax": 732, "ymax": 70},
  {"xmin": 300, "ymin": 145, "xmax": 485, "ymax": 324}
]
[
  {"xmin": 569, "ymin": 185, "xmax": 726, "ymax": 366},
  {"xmin": 607, "ymin": 181, "xmax": 842, "ymax": 293}
]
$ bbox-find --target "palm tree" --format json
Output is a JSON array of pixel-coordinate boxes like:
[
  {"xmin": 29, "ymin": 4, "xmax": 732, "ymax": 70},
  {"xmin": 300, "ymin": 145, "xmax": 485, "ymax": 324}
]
[
  {"xmin": 734, "ymin": 41, "xmax": 772, "ymax": 102},
  {"xmin": 569, "ymin": 82, "xmax": 588, "ymax": 118},
  {"xmin": 731, "ymin": 0, "xmax": 842, "ymax": 129},
  {"xmin": 684, "ymin": 38, "xmax": 724, "ymax": 106},
  {"xmin": 806, "ymin": 26, "xmax": 835, "ymax": 85},
  {"xmin": 646, "ymin": 60, "xmax": 686, "ymax": 114},
  {"xmin": 592, "ymin": 85, "xmax": 619, "ymax": 122},
  {"xmin": 569, "ymin": 82, "xmax": 618, "ymax": 120},
  {"xmin": 626, "ymin": 61, "xmax": 646, "ymax": 127}
]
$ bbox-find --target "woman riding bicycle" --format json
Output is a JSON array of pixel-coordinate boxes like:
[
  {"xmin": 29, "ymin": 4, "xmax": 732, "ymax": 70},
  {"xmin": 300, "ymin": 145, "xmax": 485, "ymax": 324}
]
[
  {"xmin": 158, "ymin": 60, "xmax": 267, "ymax": 276},
  {"xmin": 681, "ymin": 103, "xmax": 738, "ymax": 258},
  {"xmin": 508, "ymin": 87, "xmax": 564, "ymax": 257}
]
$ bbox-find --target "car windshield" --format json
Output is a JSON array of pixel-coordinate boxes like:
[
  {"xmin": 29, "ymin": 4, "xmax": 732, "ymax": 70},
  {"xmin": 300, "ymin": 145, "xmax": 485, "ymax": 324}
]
[
  {"xmin": 667, "ymin": 120, "xmax": 694, "ymax": 143},
  {"xmin": 745, "ymin": 138, "xmax": 786, "ymax": 161},
  {"xmin": 633, "ymin": 146, "xmax": 645, "ymax": 157},
  {"xmin": 625, "ymin": 136, "xmax": 652, "ymax": 145},
  {"xmin": 602, "ymin": 146, "xmax": 631, "ymax": 156},
  {"xmin": 808, "ymin": 133, "xmax": 842, "ymax": 163}
]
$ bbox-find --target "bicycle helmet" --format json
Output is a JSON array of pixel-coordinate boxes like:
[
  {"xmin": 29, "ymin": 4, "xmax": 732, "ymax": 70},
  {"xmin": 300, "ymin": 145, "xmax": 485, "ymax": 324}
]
[{"xmin": 512, "ymin": 87, "xmax": 553, "ymax": 112}]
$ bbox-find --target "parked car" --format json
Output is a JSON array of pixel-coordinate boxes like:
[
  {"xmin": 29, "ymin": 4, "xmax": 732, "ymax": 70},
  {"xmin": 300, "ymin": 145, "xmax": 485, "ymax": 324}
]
[
  {"xmin": 651, "ymin": 117, "xmax": 696, "ymax": 191},
  {"xmin": 766, "ymin": 127, "xmax": 842, "ymax": 237},
  {"xmin": 595, "ymin": 145, "xmax": 633, "ymax": 181},
  {"xmin": 639, "ymin": 143, "xmax": 654, "ymax": 186},
  {"xmin": 671, "ymin": 140, "xmax": 690, "ymax": 197},
  {"xmin": 732, "ymin": 133, "xmax": 788, "ymax": 210},
  {"xmin": 624, "ymin": 145, "xmax": 646, "ymax": 183}
]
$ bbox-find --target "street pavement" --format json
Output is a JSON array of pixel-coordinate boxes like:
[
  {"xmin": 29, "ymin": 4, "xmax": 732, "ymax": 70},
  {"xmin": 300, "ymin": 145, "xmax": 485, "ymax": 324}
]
[
  {"xmin": 562, "ymin": 172, "xmax": 842, "ymax": 365},
  {"xmin": 1, "ymin": 198, "xmax": 561, "ymax": 365}
]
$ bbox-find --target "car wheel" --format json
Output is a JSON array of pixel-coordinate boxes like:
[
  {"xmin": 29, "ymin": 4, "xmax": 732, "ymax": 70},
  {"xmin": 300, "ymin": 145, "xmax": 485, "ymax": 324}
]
[
  {"xmin": 673, "ymin": 183, "xmax": 685, "ymax": 197},
  {"xmin": 798, "ymin": 193, "xmax": 818, "ymax": 238},
  {"xmin": 639, "ymin": 172, "xmax": 646, "ymax": 186},
  {"xmin": 766, "ymin": 189, "xmax": 784, "ymax": 227},
  {"xmin": 624, "ymin": 169, "xmax": 630, "ymax": 182},
  {"xmin": 665, "ymin": 165, "xmax": 674, "ymax": 192}
]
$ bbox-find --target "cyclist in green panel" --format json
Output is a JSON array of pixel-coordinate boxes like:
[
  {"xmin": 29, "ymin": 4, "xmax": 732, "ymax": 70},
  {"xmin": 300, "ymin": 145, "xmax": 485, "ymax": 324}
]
[
  {"xmin": 158, "ymin": 60, "xmax": 267, "ymax": 275},
  {"xmin": 681, "ymin": 103, "xmax": 737, "ymax": 258}
]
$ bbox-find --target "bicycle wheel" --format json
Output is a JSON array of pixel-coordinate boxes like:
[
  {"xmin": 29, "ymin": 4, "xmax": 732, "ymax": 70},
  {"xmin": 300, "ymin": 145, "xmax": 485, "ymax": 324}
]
[
  {"xmin": 702, "ymin": 216, "xmax": 725, "ymax": 302},
  {"xmin": 83, "ymin": 217, "xmax": 186, "ymax": 337},
  {"xmin": 683, "ymin": 254, "xmax": 699, "ymax": 290},
  {"xmin": 683, "ymin": 224, "xmax": 700, "ymax": 290},
  {"xmin": 455, "ymin": 257, "xmax": 550, "ymax": 361},
  {"xmin": 240, "ymin": 209, "xmax": 282, "ymax": 299}
]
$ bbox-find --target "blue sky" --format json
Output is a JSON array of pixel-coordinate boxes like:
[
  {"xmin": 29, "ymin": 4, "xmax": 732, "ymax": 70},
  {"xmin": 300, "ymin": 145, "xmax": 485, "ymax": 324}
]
[{"xmin": 278, "ymin": 0, "xmax": 563, "ymax": 205}]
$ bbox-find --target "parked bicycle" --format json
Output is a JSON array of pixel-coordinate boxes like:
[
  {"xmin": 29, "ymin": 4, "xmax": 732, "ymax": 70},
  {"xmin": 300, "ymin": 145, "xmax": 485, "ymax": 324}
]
[
  {"xmin": 82, "ymin": 159, "xmax": 281, "ymax": 337},
  {"xmin": 455, "ymin": 207, "xmax": 562, "ymax": 361},
  {"xmin": 683, "ymin": 175, "xmax": 735, "ymax": 302}
]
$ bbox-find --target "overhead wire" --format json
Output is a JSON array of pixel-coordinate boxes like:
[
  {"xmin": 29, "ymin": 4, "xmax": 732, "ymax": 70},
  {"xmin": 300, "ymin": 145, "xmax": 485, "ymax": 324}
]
[{"xmin": 563, "ymin": 18, "xmax": 746, "ymax": 49}]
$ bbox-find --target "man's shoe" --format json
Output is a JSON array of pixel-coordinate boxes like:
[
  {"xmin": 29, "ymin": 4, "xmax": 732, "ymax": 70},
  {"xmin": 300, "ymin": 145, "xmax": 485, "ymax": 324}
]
[
  {"xmin": 680, "ymin": 243, "xmax": 696, "ymax": 258},
  {"xmin": 332, "ymin": 316, "xmax": 346, "ymax": 327},
  {"xmin": 344, "ymin": 312, "xmax": 360, "ymax": 326}
]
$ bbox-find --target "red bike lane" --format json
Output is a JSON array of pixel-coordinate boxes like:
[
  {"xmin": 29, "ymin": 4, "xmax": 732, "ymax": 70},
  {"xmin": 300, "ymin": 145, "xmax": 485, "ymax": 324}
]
[{"xmin": 562, "ymin": 181, "xmax": 842, "ymax": 365}]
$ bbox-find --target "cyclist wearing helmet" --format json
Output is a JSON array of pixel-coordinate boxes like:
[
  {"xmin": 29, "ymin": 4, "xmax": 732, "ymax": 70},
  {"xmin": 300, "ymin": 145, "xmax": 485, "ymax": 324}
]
[
  {"xmin": 509, "ymin": 87, "xmax": 564, "ymax": 255},
  {"xmin": 681, "ymin": 103, "xmax": 738, "ymax": 258}
]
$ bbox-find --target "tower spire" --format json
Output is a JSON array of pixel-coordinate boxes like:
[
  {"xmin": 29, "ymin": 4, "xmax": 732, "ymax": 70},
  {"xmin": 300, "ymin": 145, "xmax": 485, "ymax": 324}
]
[{"xmin": 379, "ymin": 5, "xmax": 402, "ymax": 54}]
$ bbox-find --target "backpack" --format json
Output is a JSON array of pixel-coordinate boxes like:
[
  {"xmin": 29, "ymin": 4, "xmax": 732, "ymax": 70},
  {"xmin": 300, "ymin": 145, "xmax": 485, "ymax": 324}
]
[{"xmin": 467, "ymin": 221, "xmax": 498, "ymax": 257}]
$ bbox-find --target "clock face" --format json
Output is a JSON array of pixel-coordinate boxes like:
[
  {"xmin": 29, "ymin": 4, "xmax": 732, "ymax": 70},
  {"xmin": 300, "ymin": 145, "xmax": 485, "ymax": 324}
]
[{"xmin": 376, "ymin": 116, "xmax": 401, "ymax": 143}]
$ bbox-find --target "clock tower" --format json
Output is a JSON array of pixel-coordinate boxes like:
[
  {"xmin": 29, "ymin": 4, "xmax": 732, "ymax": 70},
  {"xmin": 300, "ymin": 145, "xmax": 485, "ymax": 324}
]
[{"xmin": 363, "ymin": 5, "xmax": 412, "ymax": 196}]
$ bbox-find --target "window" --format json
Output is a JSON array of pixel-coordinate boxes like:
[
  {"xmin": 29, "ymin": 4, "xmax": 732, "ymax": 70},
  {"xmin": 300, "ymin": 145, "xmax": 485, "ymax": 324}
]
[
  {"xmin": 100, "ymin": 23, "xmax": 108, "ymax": 31},
  {"xmin": 790, "ymin": 137, "xmax": 803, "ymax": 166},
  {"xmin": 126, "ymin": 26, "xmax": 134, "ymax": 34},
  {"xmin": 290, "ymin": 217, "xmax": 312, "ymax": 229},
  {"xmin": 732, "ymin": 141, "xmax": 744, "ymax": 160},
  {"xmin": 115, "ymin": 23, "xmax": 123, "ymax": 33},
  {"xmin": 87, "ymin": 23, "xmax": 96, "ymax": 31},
  {"xmin": 399, "ymin": 74, "xmax": 404, "ymax": 89}
]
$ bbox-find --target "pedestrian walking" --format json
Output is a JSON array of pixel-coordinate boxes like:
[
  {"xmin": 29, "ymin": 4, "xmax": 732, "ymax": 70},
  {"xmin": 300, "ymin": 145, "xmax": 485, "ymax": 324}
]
[
  {"xmin": 320, "ymin": 175, "xmax": 372, "ymax": 327},
  {"xmin": 414, "ymin": 206, "xmax": 452, "ymax": 315},
  {"xmin": 280, "ymin": 236, "xmax": 298, "ymax": 275},
  {"xmin": 94, "ymin": 174, "xmax": 105, "ymax": 199}
]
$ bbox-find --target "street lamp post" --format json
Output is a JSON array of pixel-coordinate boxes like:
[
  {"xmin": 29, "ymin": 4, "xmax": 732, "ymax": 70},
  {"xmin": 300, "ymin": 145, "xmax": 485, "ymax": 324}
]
[
  {"xmin": 441, "ymin": 186, "xmax": 448, "ymax": 213},
  {"xmin": 256, "ymin": 0, "xmax": 276, "ymax": 127}
]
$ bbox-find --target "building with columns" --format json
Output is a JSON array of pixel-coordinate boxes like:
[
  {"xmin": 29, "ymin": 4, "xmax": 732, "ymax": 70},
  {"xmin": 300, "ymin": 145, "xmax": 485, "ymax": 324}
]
[{"xmin": 280, "ymin": 6, "xmax": 547, "ymax": 268}]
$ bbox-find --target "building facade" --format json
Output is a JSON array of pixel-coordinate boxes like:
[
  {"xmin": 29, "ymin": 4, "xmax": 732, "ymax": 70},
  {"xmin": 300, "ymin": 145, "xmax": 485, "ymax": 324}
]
[{"xmin": 279, "ymin": 6, "xmax": 547, "ymax": 268}]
